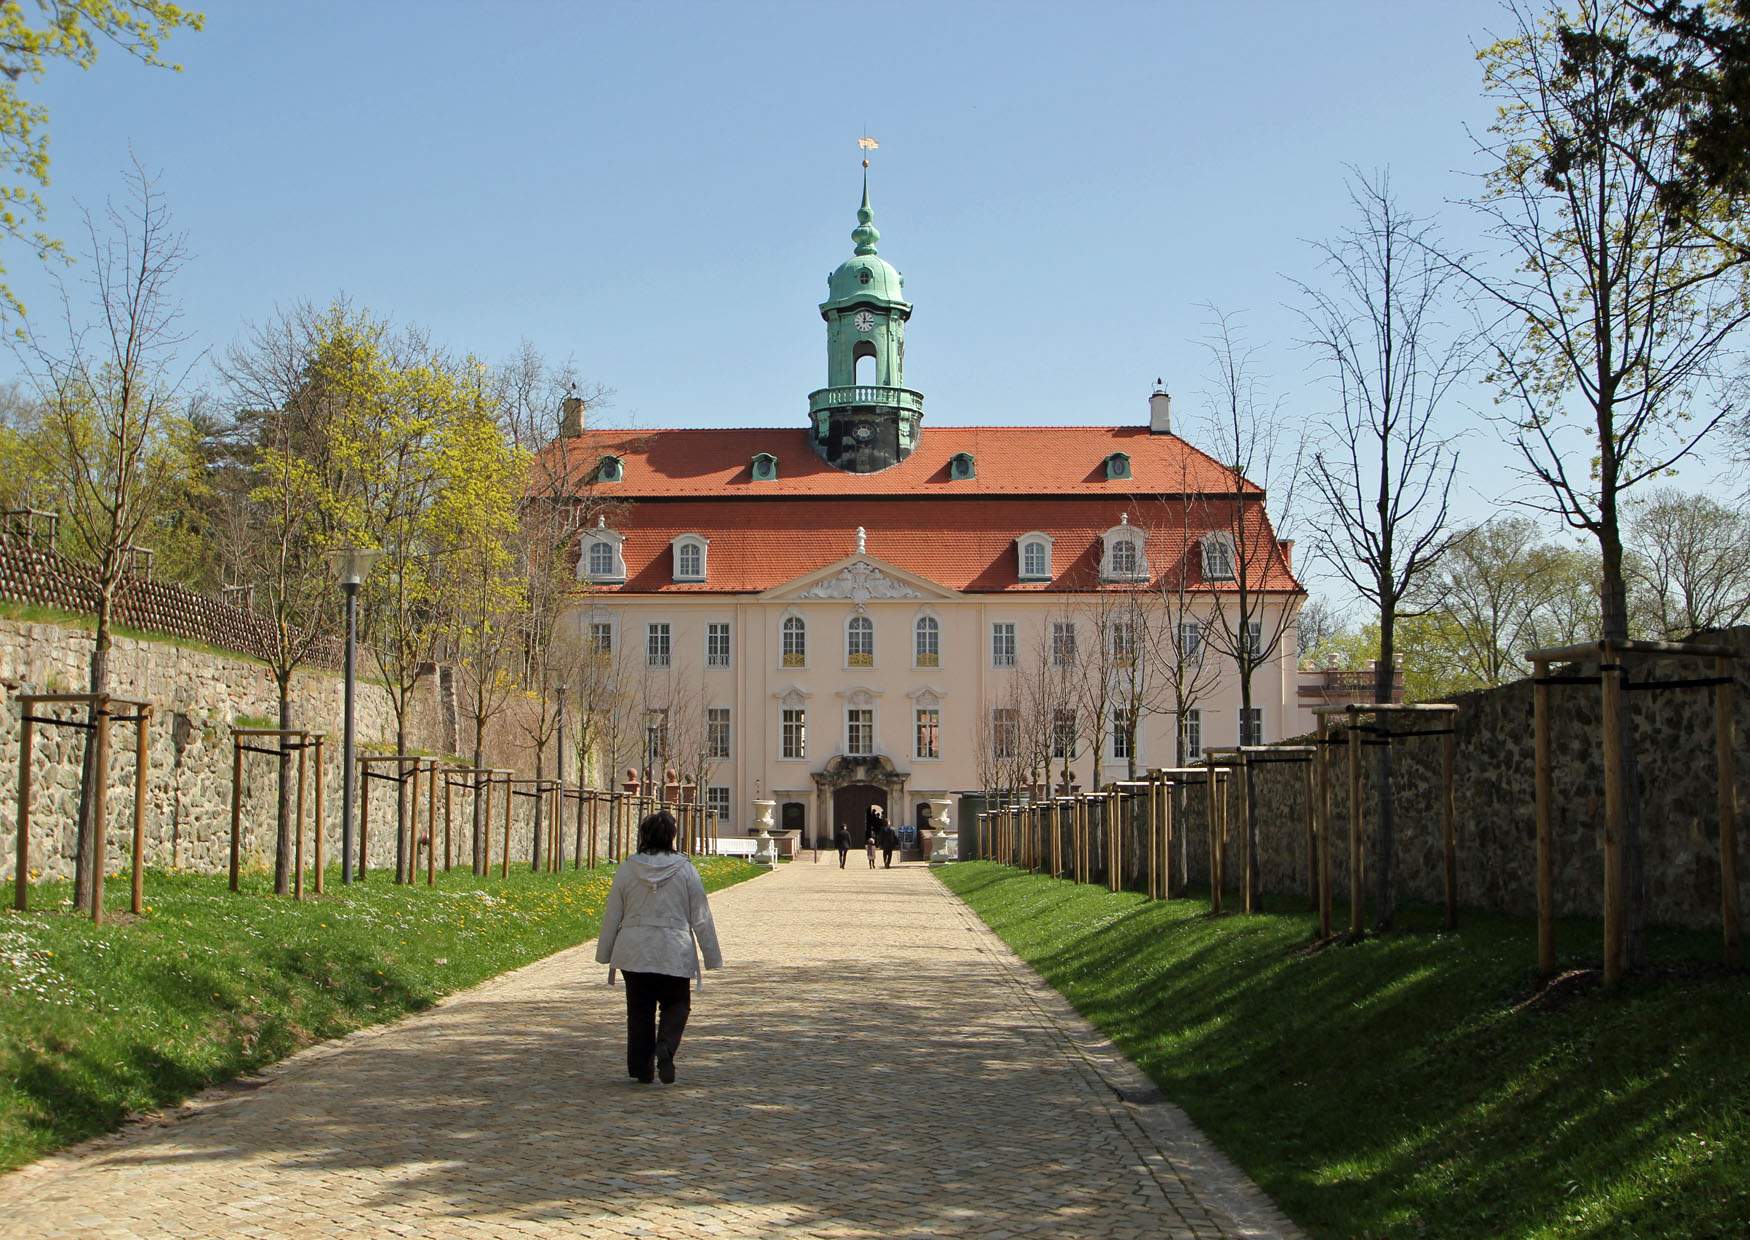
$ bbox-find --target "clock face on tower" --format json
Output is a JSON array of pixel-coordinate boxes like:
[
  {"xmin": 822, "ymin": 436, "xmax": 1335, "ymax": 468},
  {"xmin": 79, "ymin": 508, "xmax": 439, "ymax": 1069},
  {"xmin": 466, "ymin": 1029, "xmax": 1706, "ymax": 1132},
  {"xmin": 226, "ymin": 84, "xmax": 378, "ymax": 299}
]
[{"xmin": 853, "ymin": 310, "xmax": 875, "ymax": 333}]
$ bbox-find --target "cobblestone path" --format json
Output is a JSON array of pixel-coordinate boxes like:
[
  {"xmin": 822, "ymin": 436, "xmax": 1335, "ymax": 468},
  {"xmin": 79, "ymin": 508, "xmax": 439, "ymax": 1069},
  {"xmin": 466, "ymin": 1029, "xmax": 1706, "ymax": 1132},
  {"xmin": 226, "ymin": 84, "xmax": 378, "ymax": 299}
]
[{"xmin": 0, "ymin": 859, "xmax": 1301, "ymax": 1238}]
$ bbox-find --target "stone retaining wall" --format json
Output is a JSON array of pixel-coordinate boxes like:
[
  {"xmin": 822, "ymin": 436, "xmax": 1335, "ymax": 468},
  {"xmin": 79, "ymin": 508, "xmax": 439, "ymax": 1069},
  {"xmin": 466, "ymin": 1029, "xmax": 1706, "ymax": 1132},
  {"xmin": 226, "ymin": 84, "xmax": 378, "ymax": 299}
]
[
  {"xmin": 981, "ymin": 629, "xmax": 1750, "ymax": 931},
  {"xmin": 0, "ymin": 618, "xmax": 557, "ymax": 882}
]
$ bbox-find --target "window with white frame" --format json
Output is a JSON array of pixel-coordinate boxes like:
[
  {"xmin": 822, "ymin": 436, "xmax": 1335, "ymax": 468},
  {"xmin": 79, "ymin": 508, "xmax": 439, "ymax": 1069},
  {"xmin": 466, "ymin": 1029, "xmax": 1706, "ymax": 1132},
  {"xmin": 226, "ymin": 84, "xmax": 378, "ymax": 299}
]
[
  {"xmin": 915, "ymin": 615, "xmax": 940, "ymax": 667},
  {"xmin": 1112, "ymin": 708, "xmax": 1132, "ymax": 760},
  {"xmin": 646, "ymin": 622, "xmax": 671, "ymax": 668},
  {"xmin": 1179, "ymin": 709, "xmax": 1202, "ymax": 760},
  {"xmin": 781, "ymin": 615, "xmax": 806, "ymax": 666},
  {"xmin": 1111, "ymin": 538, "xmax": 1139, "ymax": 577},
  {"xmin": 915, "ymin": 707, "xmax": 941, "ymax": 759},
  {"xmin": 847, "ymin": 614, "xmax": 875, "ymax": 667},
  {"xmin": 707, "ymin": 707, "xmax": 731, "ymax": 759},
  {"xmin": 846, "ymin": 708, "xmax": 875, "ymax": 756},
  {"xmin": 1051, "ymin": 620, "xmax": 1077, "ymax": 667},
  {"xmin": 1110, "ymin": 618, "xmax": 1137, "ymax": 665},
  {"xmin": 1240, "ymin": 706, "xmax": 1263, "ymax": 747},
  {"xmin": 1052, "ymin": 708, "xmax": 1077, "ymax": 758},
  {"xmin": 781, "ymin": 707, "xmax": 807, "ymax": 759},
  {"xmin": 672, "ymin": 536, "xmax": 707, "ymax": 582},
  {"xmin": 705, "ymin": 785, "xmax": 731, "ymax": 828},
  {"xmin": 992, "ymin": 707, "xmax": 1020, "ymax": 759},
  {"xmin": 1018, "ymin": 534, "xmax": 1053, "ymax": 580},
  {"xmin": 991, "ymin": 622, "xmax": 1016, "ymax": 668},
  {"xmin": 1241, "ymin": 619, "xmax": 1263, "ymax": 659},
  {"xmin": 581, "ymin": 526, "xmax": 625, "ymax": 582},
  {"xmin": 1178, "ymin": 620, "xmax": 1203, "ymax": 665},
  {"xmin": 588, "ymin": 619, "xmax": 613, "ymax": 656},
  {"xmin": 706, "ymin": 622, "xmax": 731, "ymax": 668},
  {"xmin": 1202, "ymin": 533, "xmax": 1236, "ymax": 580}
]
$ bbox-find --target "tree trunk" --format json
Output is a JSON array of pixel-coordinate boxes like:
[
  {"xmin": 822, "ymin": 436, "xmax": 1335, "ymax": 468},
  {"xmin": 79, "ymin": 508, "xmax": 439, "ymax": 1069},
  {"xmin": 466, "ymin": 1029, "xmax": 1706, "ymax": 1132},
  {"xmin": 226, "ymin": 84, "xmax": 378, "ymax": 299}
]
[
  {"xmin": 471, "ymin": 737, "xmax": 486, "ymax": 876},
  {"xmin": 1374, "ymin": 612, "xmax": 1397, "ymax": 931},
  {"xmin": 531, "ymin": 741, "xmax": 545, "ymax": 873},
  {"xmin": 273, "ymin": 679, "xmax": 295, "ymax": 895},
  {"xmin": 72, "ymin": 604, "xmax": 113, "ymax": 912},
  {"xmin": 1599, "ymin": 522, "xmax": 1648, "ymax": 969},
  {"xmin": 394, "ymin": 721, "xmax": 408, "ymax": 884},
  {"xmin": 1240, "ymin": 675, "xmax": 1261, "ymax": 911},
  {"xmin": 438, "ymin": 665, "xmax": 459, "ymax": 756}
]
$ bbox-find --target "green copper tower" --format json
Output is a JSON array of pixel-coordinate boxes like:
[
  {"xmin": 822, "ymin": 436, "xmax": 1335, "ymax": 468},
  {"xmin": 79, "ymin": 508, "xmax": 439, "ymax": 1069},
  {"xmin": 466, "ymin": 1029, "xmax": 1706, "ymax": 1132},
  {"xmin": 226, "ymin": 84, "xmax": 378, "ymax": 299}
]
[{"xmin": 809, "ymin": 168, "xmax": 923, "ymax": 472}]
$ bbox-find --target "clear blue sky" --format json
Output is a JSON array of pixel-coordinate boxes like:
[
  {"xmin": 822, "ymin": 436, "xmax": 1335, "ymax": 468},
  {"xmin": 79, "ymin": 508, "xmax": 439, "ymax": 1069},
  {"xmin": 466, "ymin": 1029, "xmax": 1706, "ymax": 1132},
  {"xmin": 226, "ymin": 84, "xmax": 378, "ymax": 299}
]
[{"xmin": 13, "ymin": 0, "xmax": 1722, "ymax": 599}]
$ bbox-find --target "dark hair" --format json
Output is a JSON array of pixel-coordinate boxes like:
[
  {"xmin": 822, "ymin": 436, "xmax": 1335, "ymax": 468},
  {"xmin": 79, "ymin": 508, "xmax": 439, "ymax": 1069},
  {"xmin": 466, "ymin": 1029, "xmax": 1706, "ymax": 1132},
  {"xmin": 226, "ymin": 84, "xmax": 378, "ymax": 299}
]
[{"xmin": 637, "ymin": 810, "xmax": 678, "ymax": 854}]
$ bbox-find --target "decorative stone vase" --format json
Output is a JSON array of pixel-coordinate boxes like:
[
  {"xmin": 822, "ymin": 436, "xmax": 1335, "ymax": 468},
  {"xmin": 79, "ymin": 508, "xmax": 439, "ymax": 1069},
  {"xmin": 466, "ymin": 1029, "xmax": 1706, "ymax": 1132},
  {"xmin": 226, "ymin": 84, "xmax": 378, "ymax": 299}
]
[
  {"xmin": 927, "ymin": 797, "xmax": 959, "ymax": 865},
  {"xmin": 752, "ymin": 799, "xmax": 778, "ymax": 867}
]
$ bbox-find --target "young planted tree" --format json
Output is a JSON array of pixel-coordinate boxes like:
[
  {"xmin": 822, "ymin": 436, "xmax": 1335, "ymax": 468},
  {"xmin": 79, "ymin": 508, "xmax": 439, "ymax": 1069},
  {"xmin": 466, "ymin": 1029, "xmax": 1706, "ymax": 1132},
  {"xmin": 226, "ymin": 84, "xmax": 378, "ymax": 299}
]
[
  {"xmin": 358, "ymin": 336, "xmax": 464, "ymax": 881},
  {"xmin": 14, "ymin": 163, "xmax": 194, "ymax": 911},
  {"xmin": 431, "ymin": 368, "xmax": 527, "ymax": 875},
  {"xmin": 1298, "ymin": 170, "xmax": 1468, "ymax": 931},
  {"xmin": 1463, "ymin": 0, "xmax": 1750, "ymax": 967},
  {"xmin": 221, "ymin": 303, "xmax": 367, "ymax": 893},
  {"xmin": 1193, "ymin": 307, "xmax": 1304, "ymax": 913}
]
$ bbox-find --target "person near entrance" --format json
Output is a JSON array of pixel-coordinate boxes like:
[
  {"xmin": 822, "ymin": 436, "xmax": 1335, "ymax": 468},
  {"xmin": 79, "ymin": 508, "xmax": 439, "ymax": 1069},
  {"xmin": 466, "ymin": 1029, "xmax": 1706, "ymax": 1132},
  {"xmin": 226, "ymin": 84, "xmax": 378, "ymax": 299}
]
[
  {"xmin": 865, "ymin": 804, "xmax": 884, "ymax": 868},
  {"xmin": 880, "ymin": 821, "xmax": 899, "ymax": 868},
  {"xmin": 596, "ymin": 809, "xmax": 723, "ymax": 1085},
  {"xmin": 834, "ymin": 823, "xmax": 851, "ymax": 868}
]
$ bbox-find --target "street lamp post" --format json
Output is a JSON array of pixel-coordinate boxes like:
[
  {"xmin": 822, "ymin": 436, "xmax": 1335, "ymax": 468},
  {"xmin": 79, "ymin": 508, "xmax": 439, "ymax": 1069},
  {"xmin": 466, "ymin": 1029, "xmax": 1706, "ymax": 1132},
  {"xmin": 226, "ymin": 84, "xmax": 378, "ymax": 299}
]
[{"xmin": 328, "ymin": 547, "xmax": 380, "ymax": 884}]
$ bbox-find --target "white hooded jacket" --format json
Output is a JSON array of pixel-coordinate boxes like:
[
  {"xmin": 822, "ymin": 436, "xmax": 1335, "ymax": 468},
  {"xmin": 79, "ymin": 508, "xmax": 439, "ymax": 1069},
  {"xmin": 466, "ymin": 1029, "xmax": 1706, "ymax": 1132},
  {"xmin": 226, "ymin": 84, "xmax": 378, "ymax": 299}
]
[{"xmin": 595, "ymin": 852, "xmax": 724, "ymax": 980}]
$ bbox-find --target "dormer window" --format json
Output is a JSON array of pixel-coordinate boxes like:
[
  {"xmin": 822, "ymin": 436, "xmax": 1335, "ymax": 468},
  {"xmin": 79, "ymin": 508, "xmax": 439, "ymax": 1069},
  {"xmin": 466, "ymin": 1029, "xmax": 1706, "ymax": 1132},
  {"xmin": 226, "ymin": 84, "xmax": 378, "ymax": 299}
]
[
  {"xmin": 1105, "ymin": 452, "xmax": 1132, "ymax": 480},
  {"xmin": 596, "ymin": 454, "xmax": 624, "ymax": 483},
  {"xmin": 671, "ymin": 534, "xmax": 708, "ymax": 583},
  {"xmin": 949, "ymin": 452, "xmax": 977, "ymax": 480},
  {"xmin": 1101, "ymin": 517, "xmax": 1148, "ymax": 582},
  {"xmin": 1017, "ymin": 532, "xmax": 1054, "ymax": 581},
  {"xmin": 751, "ymin": 452, "xmax": 778, "ymax": 481},
  {"xmin": 1201, "ymin": 532, "xmax": 1236, "ymax": 581},
  {"xmin": 579, "ymin": 523, "xmax": 626, "ymax": 584}
]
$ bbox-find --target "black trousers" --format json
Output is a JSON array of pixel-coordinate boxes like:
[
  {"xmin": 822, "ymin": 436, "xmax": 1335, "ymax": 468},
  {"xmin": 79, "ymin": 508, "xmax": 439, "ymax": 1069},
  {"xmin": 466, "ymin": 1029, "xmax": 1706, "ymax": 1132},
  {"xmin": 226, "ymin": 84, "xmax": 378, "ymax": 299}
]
[
  {"xmin": 882, "ymin": 848, "xmax": 895, "ymax": 868},
  {"xmin": 623, "ymin": 970, "xmax": 691, "ymax": 1079},
  {"xmin": 837, "ymin": 846, "xmax": 849, "ymax": 867}
]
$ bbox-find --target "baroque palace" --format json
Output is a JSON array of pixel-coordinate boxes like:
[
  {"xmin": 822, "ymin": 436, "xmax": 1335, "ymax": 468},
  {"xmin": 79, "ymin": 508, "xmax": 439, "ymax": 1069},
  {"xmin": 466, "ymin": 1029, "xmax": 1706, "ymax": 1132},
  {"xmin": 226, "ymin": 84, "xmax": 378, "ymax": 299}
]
[{"xmin": 541, "ymin": 176, "xmax": 1307, "ymax": 854}]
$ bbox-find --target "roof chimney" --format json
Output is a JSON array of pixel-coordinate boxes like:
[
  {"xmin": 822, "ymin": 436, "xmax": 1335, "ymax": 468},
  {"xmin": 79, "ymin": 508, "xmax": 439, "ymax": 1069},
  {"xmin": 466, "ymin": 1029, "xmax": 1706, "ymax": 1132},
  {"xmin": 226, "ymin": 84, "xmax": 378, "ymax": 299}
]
[
  {"xmin": 1148, "ymin": 379, "xmax": 1171, "ymax": 434},
  {"xmin": 559, "ymin": 386, "xmax": 585, "ymax": 438}
]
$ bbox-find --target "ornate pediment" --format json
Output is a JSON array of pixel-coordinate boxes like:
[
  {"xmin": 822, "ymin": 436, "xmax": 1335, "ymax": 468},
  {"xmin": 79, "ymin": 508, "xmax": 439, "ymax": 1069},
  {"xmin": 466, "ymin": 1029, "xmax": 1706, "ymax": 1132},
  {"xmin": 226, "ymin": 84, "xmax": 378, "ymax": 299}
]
[{"xmin": 796, "ymin": 558, "xmax": 922, "ymax": 603}]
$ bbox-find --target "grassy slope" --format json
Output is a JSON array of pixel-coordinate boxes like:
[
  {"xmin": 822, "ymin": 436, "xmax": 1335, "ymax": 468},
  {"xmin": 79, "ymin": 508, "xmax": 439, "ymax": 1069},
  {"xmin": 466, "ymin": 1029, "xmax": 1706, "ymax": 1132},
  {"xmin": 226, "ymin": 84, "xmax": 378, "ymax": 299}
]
[
  {"xmin": 0, "ymin": 858, "xmax": 761, "ymax": 1172},
  {"xmin": 938, "ymin": 863, "xmax": 1748, "ymax": 1240}
]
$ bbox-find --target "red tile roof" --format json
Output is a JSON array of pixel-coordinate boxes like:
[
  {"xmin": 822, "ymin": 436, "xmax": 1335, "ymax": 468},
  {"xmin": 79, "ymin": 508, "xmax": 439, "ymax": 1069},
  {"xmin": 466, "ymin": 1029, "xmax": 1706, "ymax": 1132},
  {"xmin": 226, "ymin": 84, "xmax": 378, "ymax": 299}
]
[
  {"xmin": 580, "ymin": 497, "xmax": 1301, "ymax": 595},
  {"xmin": 537, "ymin": 425, "xmax": 1257, "ymax": 498}
]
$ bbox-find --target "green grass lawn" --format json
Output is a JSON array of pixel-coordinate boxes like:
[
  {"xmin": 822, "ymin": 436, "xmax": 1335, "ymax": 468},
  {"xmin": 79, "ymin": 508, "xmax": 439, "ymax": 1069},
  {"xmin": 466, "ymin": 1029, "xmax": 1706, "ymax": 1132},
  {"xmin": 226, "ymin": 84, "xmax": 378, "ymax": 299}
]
[
  {"xmin": 938, "ymin": 862, "xmax": 1749, "ymax": 1240},
  {"xmin": 0, "ymin": 857, "xmax": 762, "ymax": 1172}
]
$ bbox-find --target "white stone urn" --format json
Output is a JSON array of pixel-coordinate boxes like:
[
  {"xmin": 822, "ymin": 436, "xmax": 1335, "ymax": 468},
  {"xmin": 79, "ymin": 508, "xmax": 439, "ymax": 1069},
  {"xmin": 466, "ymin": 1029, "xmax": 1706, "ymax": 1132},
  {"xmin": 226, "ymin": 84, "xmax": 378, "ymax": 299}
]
[
  {"xmin": 752, "ymin": 799, "xmax": 778, "ymax": 866},
  {"xmin": 927, "ymin": 797, "xmax": 959, "ymax": 865}
]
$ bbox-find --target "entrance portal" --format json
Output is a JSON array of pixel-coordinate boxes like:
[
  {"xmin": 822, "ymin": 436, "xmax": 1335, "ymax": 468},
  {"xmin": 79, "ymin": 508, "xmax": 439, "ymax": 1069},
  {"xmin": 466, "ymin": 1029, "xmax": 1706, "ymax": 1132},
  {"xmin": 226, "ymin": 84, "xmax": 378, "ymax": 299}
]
[{"xmin": 833, "ymin": 784, "xmax": 888, "ymax": 848}]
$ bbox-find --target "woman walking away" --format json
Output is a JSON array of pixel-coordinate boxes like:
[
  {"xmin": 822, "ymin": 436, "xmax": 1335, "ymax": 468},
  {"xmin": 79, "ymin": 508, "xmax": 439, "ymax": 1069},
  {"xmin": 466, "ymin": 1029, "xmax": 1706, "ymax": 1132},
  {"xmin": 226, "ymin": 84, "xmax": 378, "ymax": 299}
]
[
  {"xmin": 596, "ymin": 810, "xmax": 723, "ymax": 1085},
  {"xmin": 834, "ymin": 824, "xmax": 851, "ymax": 868}
]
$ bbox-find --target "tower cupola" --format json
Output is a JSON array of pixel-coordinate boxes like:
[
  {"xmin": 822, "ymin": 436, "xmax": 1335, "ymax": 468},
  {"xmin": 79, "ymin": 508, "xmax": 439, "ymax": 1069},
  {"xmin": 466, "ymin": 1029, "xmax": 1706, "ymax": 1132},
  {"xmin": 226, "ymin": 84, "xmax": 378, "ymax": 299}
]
[{"xmin": 808, "ymin": 166, "xmax": 924, "ymax": 473}]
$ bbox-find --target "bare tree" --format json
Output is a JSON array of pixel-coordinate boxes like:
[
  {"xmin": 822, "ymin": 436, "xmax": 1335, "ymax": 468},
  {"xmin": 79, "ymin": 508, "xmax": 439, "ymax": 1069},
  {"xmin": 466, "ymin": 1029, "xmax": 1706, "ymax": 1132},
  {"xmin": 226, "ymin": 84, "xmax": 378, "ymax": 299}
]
[
  {"xmin": 1625, "ymin": 486, "xmax": 1750, "ymax": 637},
  {"xmin": 222, "ymin": 302, "xmax": 360, "ymax": 893},
  {"xmin": 1460, "ymin": 0, "xmax": 1750, "ymax": 967},
  {"xmin": 14, "ymin": 160, "xmax": 194, "ymax": 910},
  {"xmin": 1297, "ymin": 170, "xmax": 1469, "ymax": 930},
  {"xmin": 1194, "ymin": 307, "xmax": 1304, "ymax": 912}
]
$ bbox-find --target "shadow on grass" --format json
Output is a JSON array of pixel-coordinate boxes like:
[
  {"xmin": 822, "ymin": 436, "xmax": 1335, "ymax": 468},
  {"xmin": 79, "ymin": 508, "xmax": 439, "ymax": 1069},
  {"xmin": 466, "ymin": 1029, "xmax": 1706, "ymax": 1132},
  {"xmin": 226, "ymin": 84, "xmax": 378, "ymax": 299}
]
[{"xmin": 941, "ymin": 863, "xmax": 1750, "ymax": 1240}]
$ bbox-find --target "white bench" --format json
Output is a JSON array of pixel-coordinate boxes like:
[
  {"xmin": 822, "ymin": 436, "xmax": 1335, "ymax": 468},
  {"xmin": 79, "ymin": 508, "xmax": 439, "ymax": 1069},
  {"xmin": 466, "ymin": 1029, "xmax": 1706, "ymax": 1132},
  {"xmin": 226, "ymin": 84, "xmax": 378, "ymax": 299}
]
[{"xmin": 711, "ymin": 838, "xmax": 760, "ymax": 858}]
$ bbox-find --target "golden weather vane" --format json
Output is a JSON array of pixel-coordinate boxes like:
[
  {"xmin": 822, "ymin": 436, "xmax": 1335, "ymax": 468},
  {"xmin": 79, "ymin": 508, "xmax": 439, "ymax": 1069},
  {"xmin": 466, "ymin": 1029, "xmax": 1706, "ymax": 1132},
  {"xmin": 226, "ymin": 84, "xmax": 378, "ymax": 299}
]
[{"xmin": 857, "ymin": 134, "xmax": 878, "ymax": 169}]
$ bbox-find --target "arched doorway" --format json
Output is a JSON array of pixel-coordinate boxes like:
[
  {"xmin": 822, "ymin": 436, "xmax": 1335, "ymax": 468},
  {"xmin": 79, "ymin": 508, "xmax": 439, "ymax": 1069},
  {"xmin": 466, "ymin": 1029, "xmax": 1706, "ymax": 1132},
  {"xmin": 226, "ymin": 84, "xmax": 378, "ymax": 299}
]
[{"xmin": 833, "ymin": 784, "xmax": 888, "ymax": 847}]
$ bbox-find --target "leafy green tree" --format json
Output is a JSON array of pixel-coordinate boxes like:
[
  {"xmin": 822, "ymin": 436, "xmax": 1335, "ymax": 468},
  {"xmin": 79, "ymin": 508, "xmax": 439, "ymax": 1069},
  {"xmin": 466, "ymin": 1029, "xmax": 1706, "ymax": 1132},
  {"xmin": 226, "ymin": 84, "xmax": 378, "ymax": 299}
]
[{"xmin": 0, "ymin": 1, "xmax": 202, "ymax": 319}]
